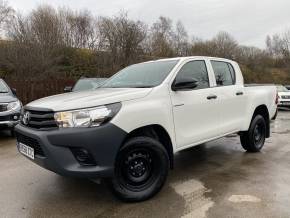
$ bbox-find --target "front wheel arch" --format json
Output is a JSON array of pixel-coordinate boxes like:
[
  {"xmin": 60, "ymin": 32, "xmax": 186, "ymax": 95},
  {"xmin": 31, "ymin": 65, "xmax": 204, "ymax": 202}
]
[
  {"xmin": 122, "ymin": 124, "xmax": 174, "ymax": 169},
  {"xmin": 109, "ymin": 136, "xmax": 169, "ymax": 202}
]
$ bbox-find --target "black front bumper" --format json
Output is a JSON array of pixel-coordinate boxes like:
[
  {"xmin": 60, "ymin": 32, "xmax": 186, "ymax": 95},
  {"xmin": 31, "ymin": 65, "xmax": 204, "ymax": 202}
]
[{"xmin": 15, "ymin": 123, "xmax": 127, "ymax": 178}]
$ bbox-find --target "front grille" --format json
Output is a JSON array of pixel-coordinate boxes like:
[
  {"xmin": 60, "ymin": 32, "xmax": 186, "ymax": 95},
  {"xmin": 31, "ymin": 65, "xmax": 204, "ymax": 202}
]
[
  {"xmin": 0, "ymin": 104, "xmax": 8, "ymax": 112},
  {"xmin": 16, "ymin": 132, "xmax": 45, "ymax": 156},
  {"xmin": 281, "ymin": 95, "xmax": 290, "ymax": 99},
  {"xmin": 21, "ymin": 109, "xmax": 58, "ymax": 130}
]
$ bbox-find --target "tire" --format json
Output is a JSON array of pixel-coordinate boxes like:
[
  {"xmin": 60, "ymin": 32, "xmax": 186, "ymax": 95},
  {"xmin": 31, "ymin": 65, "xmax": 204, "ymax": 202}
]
[
  {"xmin": 272, "ymin": 109, "xmax": 278, "ymax": 120},
  {"xmin": 109, "ymin": 136, "xmax": 169, "ymax": 202},
  {"xmin": 240, "ymin": 114, "xmax": 266, "ymax": 152}
]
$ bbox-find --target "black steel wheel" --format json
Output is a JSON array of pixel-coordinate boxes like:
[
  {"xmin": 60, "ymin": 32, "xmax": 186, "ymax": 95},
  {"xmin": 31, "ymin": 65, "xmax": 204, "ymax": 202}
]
[
  {"xmin": 109, "ymin": 136, "xmax": 169, "ymax": 202},
  {"xmin": 240, "ymin": 114, "xmax": 266, "ymax": 152}
]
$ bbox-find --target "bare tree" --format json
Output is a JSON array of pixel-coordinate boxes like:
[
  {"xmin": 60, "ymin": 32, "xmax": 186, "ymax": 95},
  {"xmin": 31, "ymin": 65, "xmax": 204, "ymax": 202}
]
[
  {"xmin": 190, "ymin": 32, "xmax": 238, "ymax": 59},
  {"xmin": 4, "ymin": 6, "xmax": 66, "ymax": 77},
  {"xmin": 172, "ymin": 21, "xmax": 190, "ymax": 56},
  {"xmin": 1, "ymin": 3, "xmax": 290, "ymax": 103},
  {"xmin": 0, "ymin": 1, "xmax": 12, "ymax": 24},
  {"xmin": 58, "ymin": 8, "xmax": 97, "ymax": 49},
  {"xmin": 0, "ymin": 0, "xmax": 13, "ymax": 35},
  {"xmin": 98, "ymin": 12, "xmax": 147, "ymax": 68},
  {"xmin": 149, "ymin": 16, "xmax": 175, "ymax": 57},
  {"xmin": 211, "ymin": 31, "xmax": 238, "ymax": 59},
  {"xmin": 266, "ymin": 30, "xmax": 290, "ymax": 66}
]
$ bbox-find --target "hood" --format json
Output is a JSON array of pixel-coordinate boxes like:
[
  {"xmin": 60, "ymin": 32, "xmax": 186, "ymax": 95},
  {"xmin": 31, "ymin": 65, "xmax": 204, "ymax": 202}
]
[
  {"xmin": 27, "ymin": 88, "xmax": 152, "ymax": 111},
  {"xmin": 0, "ymin": 93, "xmax": 18, "ymax": 103}
]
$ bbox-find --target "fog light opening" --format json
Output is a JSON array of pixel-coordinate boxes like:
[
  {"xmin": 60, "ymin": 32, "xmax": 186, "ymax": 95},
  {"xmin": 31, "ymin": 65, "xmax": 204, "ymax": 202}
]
[{"xmin": 71, "ymin": 148, "xmax": 97, "ymax": 166}]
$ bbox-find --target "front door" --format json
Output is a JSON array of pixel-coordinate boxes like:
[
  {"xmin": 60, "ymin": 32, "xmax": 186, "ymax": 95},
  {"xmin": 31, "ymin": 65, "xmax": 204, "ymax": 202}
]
[{"xmin": 170, "ymin": 60, "xmax": 221, "ymax": 148}]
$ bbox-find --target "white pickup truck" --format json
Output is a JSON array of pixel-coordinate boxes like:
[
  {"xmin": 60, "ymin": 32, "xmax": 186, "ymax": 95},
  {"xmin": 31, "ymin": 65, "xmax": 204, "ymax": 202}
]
[{"xmin": 15, "ymin": 56, "xmax": 277, "ymax": 202}]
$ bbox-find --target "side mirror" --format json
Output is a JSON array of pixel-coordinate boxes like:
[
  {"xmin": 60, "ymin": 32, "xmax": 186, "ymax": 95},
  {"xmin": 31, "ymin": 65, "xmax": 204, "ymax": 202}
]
[
  {"xmin": 64, "ymin": 86, "xmax": 72, "ymax": 93},
  {"xmin": 172, "ymin": 77, "xmax": 198, "ymax": 91},
  {"xmin": 12, "ymin": 88, "xmax": 17, "ymax": 96}
]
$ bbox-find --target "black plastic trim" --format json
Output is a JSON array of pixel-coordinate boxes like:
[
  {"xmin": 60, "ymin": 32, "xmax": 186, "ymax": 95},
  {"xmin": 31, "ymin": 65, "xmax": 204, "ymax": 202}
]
[{"xmin": 15, "ymin": 123, "xmax": 128, "ymax": 178}]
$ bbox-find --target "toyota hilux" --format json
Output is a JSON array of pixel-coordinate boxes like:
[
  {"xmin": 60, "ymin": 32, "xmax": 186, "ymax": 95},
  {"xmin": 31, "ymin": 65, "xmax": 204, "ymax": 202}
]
[{"xmin": 15, "ymin": 57, "xmax": 277, "ymax": 202}]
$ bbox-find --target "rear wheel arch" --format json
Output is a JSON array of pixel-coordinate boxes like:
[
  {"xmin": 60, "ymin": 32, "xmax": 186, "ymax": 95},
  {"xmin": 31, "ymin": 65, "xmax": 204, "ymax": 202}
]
[
  {"xmin": 240, "ymin": 114, "xmax": 267, "ymax": 152},
  {"xmin": 122, "ymin": 124, "xmax": 174, "ymax": 169},
  {"xmin": 250, "ymin": 105, "xmax": 270, "ymax": 138}
]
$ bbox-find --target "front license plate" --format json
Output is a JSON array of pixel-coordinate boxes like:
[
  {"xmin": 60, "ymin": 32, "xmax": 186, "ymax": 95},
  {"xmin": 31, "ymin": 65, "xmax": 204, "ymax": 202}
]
[{"xmin": 18, "ymin": 142, "xmax": 34, "ymax": 160}]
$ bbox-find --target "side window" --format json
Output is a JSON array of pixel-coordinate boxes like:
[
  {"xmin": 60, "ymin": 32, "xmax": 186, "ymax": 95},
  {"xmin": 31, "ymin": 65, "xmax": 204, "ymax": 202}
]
[
  {"xmin": 175, "ymin": 61, "xmax": 209, "ymax": 89},
  {"xmin": 211, "ymin": 61, "xmax": 235, "ymax": 86}
]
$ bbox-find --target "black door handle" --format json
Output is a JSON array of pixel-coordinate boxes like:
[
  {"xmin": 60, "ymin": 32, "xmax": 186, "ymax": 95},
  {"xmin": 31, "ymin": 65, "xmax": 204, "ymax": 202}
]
[
  {"xmin": 207, "ymin": 95, "xmax": 217, "ymax": 100},
  {"xmin": 236, "ymin": 91, "xmax": 244, "ymax": 96},
  {"xmin": 174, "ymin": 103, "xmax": 184, "ymax": 107}
]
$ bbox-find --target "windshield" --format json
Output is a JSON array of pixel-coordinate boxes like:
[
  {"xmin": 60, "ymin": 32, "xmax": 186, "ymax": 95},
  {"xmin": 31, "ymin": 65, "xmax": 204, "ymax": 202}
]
[
  {"xmin": 0, "ymin": 80, "xmax": 9, "ymax": 93},
  {"xmin": 102, "ymin": 60, "xmax": 179, "ymax": 88},
  {"xmin": 73, "ymin": 78, "xmax": 106, "ymax": 92},
  {"xmin": 276, "ymin": 85, "xmax": 289, "ymax": 92}
]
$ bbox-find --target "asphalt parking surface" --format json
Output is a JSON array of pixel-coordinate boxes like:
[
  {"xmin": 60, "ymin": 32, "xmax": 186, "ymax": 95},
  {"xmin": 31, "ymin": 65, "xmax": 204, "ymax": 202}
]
[{"xmin": 1, "ymin": 111, "xmax": 290, "ymax": 218}]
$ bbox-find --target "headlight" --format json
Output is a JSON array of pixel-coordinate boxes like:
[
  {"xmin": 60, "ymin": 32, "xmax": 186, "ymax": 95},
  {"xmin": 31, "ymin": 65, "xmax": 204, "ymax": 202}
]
[
  {"xmin": 54, "ymin": 103, "xmax": 121, "ymax": 128},
  {"xmin": 7, "ymin": 100, "xmax": 22, "ymax": 111}
]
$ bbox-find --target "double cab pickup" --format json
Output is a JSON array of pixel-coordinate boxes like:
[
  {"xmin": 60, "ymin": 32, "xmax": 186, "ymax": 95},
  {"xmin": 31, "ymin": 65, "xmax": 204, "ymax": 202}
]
[{"xmin": 15, "ymin": 57, "xmax": 277, "ymax": 202}]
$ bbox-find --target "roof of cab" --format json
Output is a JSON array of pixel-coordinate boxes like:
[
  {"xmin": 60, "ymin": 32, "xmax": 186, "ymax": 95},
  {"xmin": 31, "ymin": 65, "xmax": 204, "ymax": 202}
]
[{"xmin": 146, "ymin": 56, "xmax": 235, "ymax": 63}]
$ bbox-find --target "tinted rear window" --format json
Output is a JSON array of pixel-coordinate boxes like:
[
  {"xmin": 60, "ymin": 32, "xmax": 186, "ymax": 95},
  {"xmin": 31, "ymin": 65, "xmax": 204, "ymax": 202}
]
[{"xmin": 211, "ymin": 61, "xmax": 235, "ymax": 86}]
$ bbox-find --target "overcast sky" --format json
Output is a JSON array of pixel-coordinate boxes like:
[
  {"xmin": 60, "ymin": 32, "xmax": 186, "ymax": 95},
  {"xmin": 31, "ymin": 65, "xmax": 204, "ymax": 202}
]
[{"xmin": 8, "ymin": 0, "xmax": 290, "ymax": 48}]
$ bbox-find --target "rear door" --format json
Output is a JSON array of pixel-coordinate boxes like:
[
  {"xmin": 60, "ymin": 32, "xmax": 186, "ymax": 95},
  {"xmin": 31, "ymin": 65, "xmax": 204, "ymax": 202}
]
[
  {"xmin": 170, "ymin": 59, "xmax": 221, "ymax": 148},
  {"xmin": 210, "ymin": 60, "xmax": 247, "ymax": 133}
]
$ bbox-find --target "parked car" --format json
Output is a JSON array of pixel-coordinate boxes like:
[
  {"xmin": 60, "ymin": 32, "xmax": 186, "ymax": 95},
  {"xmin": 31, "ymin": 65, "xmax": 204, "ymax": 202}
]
[
  {"xmin": 0, "ymin": 79, "xmax": 22, "ymax": 135},
  {"xmin": 64, "ymin": 77, "xmax": 107, "ymax": 92},
  {"xmin": 15, "ymin": 57, "xmax": 277, "ymax": 202},
  {"xmin": 276, "ymin": 85, "xmax": 290, "ymax": 108}
]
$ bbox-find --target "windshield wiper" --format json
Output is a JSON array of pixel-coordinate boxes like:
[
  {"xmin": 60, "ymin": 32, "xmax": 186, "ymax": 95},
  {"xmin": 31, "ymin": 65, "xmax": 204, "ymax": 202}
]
[
  {"xmin": 131, "ymin": 86, "xmax": 154, "ymax": 88},
  {"xmin": 0, "ymin": 91, "xmax": 8, "ymax": 93}
]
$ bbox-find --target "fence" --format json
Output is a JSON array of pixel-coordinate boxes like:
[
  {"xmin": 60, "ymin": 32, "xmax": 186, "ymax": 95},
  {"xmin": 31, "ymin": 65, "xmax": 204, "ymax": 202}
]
[{"xmin": 5, "ymin": 77, "xmax": 76, "ymax": 104}]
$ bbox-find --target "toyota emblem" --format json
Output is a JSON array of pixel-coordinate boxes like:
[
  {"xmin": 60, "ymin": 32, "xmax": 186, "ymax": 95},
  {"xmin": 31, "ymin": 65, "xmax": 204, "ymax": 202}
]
[{"xmin": 22, "ymin": 111, "xmax": 30, "ymax": 125}]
